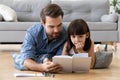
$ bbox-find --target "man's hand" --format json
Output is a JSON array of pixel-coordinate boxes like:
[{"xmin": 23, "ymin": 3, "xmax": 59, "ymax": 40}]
[
  {"xmin": 42, "ymin": 58, "xmax": 62, "ymax": 72},
  {"xmin": 23, "ymin": 58, "xmax": 62, "ymax": 72},
  {"xmin": 43, "ymin": 58, "xmax": 52, "ymax": 63}
]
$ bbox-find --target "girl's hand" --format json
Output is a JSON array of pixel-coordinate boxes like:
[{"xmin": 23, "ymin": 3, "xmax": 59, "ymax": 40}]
[{"xmin": 75, "ymin": 42, "xmax": 84, "ymax": 53}]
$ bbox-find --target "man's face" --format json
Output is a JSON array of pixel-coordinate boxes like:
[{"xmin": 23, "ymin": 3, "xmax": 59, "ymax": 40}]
[{"xmin": 42, "ymin": 16, "xmax": 63, "ymax": 40}]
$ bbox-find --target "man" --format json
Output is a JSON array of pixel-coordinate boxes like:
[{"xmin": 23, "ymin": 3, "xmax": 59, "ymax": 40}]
[{"xmin": 12, "ymin": 4, "xmax": 66, "ymax": 73}]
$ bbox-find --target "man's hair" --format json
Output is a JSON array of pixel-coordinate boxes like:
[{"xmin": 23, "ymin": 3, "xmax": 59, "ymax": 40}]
[{"xmin": 40, "ymin": 4, "xmax": 64, "ymax": 23}]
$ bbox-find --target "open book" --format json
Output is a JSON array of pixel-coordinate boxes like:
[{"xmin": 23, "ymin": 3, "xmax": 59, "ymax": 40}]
[{"xmin": 52, "ymin": 53, "xmax": 91, "ymax": 73}]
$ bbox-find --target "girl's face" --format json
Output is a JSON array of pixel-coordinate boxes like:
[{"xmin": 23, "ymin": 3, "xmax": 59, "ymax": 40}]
[{"xmin": 70, "ymin": 33, "xmax": 89, "ymax": 47}]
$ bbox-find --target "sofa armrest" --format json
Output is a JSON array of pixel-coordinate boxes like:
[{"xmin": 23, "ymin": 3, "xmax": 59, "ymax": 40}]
[{"xmin": 117, "ymin": 15, "xmax": 120, "ymax": 42}]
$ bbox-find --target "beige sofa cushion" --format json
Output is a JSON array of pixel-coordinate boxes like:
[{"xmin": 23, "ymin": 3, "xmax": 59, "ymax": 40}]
[
  {"xmin": 12, "ymin": 0, "xmax": 51, "ymax": 21},
  {"xmin": 52, "ymin": 0, "xmax": 109, "ymax": 22},
  {"xmin": 0, "ymin": 22, "xmax": 37, "ymax": 30},
  {"xmin": 87, "ymin": 22, "xmax": 117, "ymax": 31},
  {"xmin": 64, "ymin": 22, "xmax": 117, "ymax": 31},
  {"xmin": 0, "ymin": 14, "xmax": 2, "ymax": 21}
]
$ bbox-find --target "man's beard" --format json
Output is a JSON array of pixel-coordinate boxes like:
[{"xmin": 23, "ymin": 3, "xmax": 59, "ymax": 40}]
[{"xmin": 49, "ymin": 32, "xmax": 61, "ymax": 40}]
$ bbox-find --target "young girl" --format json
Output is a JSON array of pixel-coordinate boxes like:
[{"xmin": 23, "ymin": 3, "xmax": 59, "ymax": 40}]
[{"xmin": 62, "ymin": 19, "xmax": 95, "ymax": 69}]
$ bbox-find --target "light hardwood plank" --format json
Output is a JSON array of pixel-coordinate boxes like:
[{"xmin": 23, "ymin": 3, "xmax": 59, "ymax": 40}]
[{"xmin": 0, "ymin": 44, "xmax": 120, "ymax": 80}]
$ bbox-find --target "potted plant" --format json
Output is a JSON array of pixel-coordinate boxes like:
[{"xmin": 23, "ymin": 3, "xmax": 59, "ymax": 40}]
[{"xmin": 110, "ymin": 0, "xmax": 120, "ymax": 14}]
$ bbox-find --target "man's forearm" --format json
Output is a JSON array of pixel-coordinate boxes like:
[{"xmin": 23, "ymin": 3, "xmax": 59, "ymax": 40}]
[{"xmin": 23, "ymin": 59, "xmax": 44, "ymax": 72}]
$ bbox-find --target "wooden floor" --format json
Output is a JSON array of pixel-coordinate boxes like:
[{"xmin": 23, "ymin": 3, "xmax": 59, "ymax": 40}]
[{"xmin": 0, "ymin": 44, "xmax": 120, "ymax": 80}]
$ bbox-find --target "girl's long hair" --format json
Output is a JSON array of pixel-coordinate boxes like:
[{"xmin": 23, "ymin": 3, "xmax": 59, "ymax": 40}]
[{"xmin": 66, "ymin": 19, "xmax": 92, "ymax": 52}]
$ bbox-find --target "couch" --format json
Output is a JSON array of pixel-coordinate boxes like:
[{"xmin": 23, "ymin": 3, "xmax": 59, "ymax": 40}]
[{"xmin": 0, "ymin": 0, "xmax": 119, "ymax": 43}]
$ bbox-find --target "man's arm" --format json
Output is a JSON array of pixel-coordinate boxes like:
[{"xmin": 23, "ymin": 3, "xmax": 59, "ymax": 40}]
[
  {"xmin": 21, "ymin": 31, "xmax": 62, "ymax": 72},
  {"xmin": 24, "ymin": 58, "xmax": 62, "ymax": 72},
  {"xmin": 55, "ymin": 43, "xmax": 65, "ymax": 55},
  {"xmin": 21, "ymin": 25, "xmax": 62, "ymax": 72},
  {"xmin": 20, "ymin": 27, "xmax": 45, "ymax": 71},
  {"xmin": 23, "ymin": 59, "xmax": 44, "ymax": 71}
]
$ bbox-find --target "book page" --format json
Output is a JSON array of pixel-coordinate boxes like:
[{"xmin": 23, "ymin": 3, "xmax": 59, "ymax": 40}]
[
  {"xmin": 52, "ymin": 56, "xmax": 73, "ymax": 73},
  {"xmin": 73, "ymin": 53, "xmax": 88, "ymax": 57},
  {"xmin": 72, "ymin": 57, "xmax": 91, "ymax": 72}
]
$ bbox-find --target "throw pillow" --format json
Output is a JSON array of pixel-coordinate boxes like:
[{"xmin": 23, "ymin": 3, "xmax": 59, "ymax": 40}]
[
  {"xmin": 0, "ymin": 4, "xmax": 17, "ymax": 22},
  {"xmin": 0, "ymin": 14, "xmax": 3, "ymax": 21},
  {"xmin": 94, "ymin": 51, "xmax": 113, "ymax": 69},
  {"xmin": 101, "ymin": 14, "xmax": 118, "ymax": 23}
]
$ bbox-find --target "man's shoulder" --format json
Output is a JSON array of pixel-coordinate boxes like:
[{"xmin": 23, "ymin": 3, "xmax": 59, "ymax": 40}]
[
  {"xmin": 27, "ymin": 23, "xmax": 44, "ymax": 33},
  {"xmin": 61, "ymin": 25, "xmax": 67, "ymax": 36},
  {"xmin": 62, "ymin": 24, "xmax": 67, "ymax": 31},
  {"xmin": 28, "ymin": 23, "xmax": 43, "ymax": 31},
  {"xmin": 26, "ymin": 23, "xmax": 44, "ymax": 37}
]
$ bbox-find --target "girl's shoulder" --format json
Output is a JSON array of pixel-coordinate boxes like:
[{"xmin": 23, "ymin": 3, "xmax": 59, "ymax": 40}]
[
  {"xmin": 87, "ymin": 39, "xmax": 94, "ymax": 54},
  {"xmin": 91, "ymin": 40, "xmax": 94, "ymax": 45},
  {"xmin": 86, "ymin": 39, "xmax": 94, "ymax": 53},
  {"xmin": 89, "ymin": 39, "xmax": 94, "ymax": 50}
]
